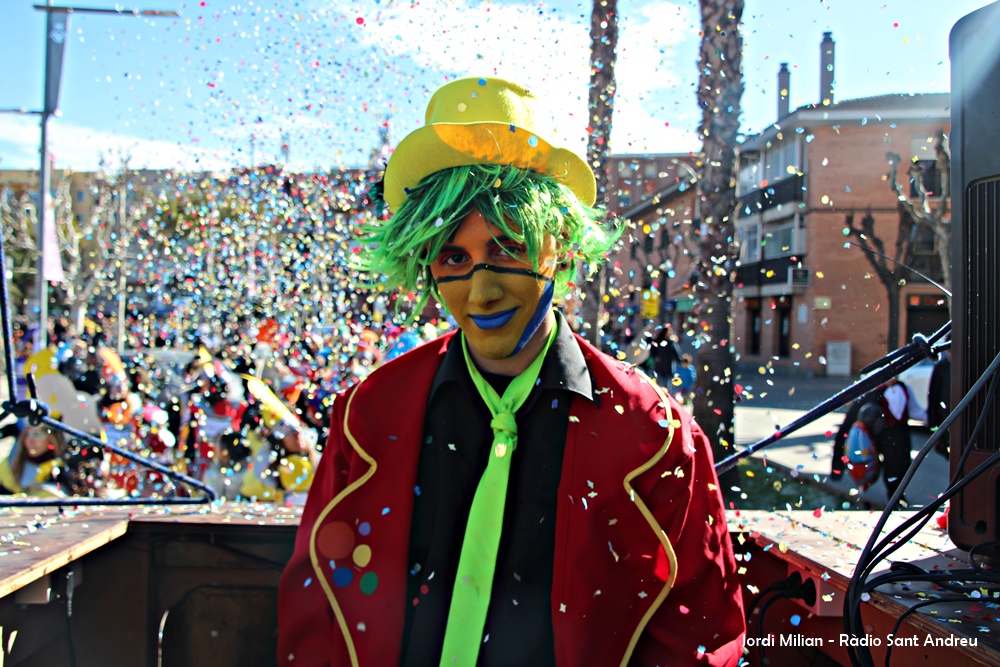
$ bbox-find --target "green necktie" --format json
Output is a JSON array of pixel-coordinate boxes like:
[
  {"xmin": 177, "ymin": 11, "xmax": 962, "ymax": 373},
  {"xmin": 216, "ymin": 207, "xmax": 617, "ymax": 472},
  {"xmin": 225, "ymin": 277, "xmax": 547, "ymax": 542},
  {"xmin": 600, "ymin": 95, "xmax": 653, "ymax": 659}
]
[{"xmin": 439, "ymin": 321, "xmax": 559, "ymax": 666}]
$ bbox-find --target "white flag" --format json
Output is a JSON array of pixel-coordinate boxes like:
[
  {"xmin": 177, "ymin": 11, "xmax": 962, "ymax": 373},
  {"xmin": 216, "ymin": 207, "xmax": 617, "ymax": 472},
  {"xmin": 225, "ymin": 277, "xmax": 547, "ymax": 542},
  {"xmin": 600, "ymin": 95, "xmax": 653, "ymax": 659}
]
[{"xmin": 42, "ymin": 197, "xmax": 64, "ymax": 283}]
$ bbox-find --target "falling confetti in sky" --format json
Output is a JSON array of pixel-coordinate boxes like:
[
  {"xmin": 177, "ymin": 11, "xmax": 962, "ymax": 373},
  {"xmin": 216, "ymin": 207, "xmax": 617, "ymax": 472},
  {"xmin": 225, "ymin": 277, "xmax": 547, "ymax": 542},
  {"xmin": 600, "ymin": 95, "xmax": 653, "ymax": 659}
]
[{"xmin": 0, "ymin": 0, "xmax": 990, "ymax": 171}]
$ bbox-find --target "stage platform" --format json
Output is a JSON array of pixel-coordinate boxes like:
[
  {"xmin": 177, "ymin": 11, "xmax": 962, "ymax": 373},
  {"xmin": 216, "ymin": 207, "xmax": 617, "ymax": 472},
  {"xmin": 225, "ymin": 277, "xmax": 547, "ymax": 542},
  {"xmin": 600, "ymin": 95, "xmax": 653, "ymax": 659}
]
[{"xmin": 0, "ymin": 504, "xmax": 995, "ymax": 666}]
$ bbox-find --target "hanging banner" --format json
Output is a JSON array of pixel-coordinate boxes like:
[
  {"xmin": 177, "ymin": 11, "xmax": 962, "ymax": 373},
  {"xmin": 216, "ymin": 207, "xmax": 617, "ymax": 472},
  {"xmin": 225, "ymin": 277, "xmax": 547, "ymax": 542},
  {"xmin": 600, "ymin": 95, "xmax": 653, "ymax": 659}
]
[
  {"xmin": 42, "ymin": 196, "xmax": 65, "ymax": 282},
  {"xmin": 641, "ymin": 289, "xmax": 660, "ymax": 320},
  {"xmin": 44, "ymin": 10, "xmax": 70, "ymax": 114}
]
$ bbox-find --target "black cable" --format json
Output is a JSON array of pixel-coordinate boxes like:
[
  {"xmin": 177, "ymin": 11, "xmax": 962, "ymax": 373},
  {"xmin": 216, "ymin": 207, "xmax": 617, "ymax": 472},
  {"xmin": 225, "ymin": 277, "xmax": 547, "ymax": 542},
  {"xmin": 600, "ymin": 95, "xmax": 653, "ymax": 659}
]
[
  {"xmin": 745, "ymin": 571, "xmax": 816, "ymax": 622},
  {"xmin": 744, "ymin": 579, "xmax": 792, "ymax": 624},
  {"xmin": 65, "ymin": 569, "xmax": 76, "ymax": 667},
  {"xmin": 843, "ymin": 350, "xmax": 1000, "ymax": 667},
  {"xmin": 744, "ymin": 572, "xmax": 817, "ymax": 665},
  {"xmin": 756, "ymin": 591, "xmax": 790, "ymax": 666},
  {"xmin": 851, "ymin": 388, "xmax": 1000, "ymax": 602},
  {"xmin": 859, "ymin": 348, "xmax": 1000, "ymax": 588},
  {"xmin": 860, "ymin": 369, "xmax": 1000, "ymax": 571},
  {"xmin": 944, "ymin": 367, "xmax": 1000, "ymax": 491},
  {"xmin": 862, "ymin": 568, "xmax": 1000, "ymax": 595},
  {"xmin": 968, "ymin": 538, "xmax": 1000, "ymax": 573},
  {"xmin": 716, "ymin": 324, "xmax": 950, "ymax": 475},
  {"xmin": 884, "ymin": 598, "xmax": 959, "ymax": 667}
]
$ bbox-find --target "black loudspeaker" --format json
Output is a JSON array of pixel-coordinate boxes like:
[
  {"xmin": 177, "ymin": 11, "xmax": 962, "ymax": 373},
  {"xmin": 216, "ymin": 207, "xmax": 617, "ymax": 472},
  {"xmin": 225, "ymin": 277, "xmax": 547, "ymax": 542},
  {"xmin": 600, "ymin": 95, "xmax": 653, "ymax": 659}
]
[{"xmin": 948, "ymin": 0, "xmax": 1000, "ymax": 553}]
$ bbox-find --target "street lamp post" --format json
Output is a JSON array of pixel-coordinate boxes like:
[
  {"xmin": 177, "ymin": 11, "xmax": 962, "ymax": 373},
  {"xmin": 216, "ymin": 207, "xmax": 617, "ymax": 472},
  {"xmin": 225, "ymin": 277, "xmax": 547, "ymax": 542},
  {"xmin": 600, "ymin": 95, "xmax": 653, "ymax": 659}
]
[{"xmin": 30, "ymin": 2, "xmax": 179, "ymax": 349}]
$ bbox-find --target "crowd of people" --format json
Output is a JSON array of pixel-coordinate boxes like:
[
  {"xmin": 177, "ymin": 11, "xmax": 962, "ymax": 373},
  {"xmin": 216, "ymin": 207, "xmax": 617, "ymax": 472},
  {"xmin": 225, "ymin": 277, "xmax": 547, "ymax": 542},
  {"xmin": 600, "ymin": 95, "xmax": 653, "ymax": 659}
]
[
  {"xmin": 0, "ymin": 311, "xmax": 438, "ymax": 503},
  {"xmin": 2, "ymin": 304, "xmax": 697, "ymax": 505}
]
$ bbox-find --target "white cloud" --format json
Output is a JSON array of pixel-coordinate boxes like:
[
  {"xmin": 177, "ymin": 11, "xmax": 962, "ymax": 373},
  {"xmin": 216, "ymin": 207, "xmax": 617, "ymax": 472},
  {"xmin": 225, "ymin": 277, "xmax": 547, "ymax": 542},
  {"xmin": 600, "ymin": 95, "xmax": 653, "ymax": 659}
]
[
  {"xmin": 615, "ymin": 2, "xmax": 693, "ymax": 96},
  {"xmin": 612, "ymin": 2, "xmax": 701, "ymax": 154},
  {"xmin": 0, "ymin": 114, "xmax": 233, "ymax": 171}
]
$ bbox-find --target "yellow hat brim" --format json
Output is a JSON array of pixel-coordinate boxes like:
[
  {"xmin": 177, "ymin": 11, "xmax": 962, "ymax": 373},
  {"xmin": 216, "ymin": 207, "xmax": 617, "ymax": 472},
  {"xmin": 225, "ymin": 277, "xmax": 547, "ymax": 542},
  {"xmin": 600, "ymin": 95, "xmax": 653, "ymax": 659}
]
[{"xmin": 383, "ymin": 122, "xmax": 596, "ymax": 212}]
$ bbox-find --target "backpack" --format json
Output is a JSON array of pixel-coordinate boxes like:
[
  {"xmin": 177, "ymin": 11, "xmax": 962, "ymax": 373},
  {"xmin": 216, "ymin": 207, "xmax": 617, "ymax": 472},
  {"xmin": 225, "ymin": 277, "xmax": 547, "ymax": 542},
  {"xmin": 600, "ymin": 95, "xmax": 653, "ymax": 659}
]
[{"xmin": 845, "ymin": 402, "xmax": 884, "ymax": 489}]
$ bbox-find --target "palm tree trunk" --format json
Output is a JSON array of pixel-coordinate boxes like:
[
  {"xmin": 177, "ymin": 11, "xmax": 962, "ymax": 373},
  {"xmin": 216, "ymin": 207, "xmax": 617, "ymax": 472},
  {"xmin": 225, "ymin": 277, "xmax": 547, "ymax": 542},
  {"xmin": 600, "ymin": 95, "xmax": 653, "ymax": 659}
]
[
  {"xmin": 580, "ymin": 0, "xmax": 618, "ymax": 346},
  {"xmin": 693, "ymin": 0, "xmax": 744, "ymax": 463}
]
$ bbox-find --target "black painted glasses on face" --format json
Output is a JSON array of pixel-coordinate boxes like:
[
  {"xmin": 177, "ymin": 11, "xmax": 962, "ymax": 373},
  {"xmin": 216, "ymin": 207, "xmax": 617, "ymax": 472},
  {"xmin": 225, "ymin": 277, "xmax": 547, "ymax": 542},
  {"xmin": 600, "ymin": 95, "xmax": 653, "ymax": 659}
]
[{"xmin": 434, "ymin": 263, "xmax": 553, "ymax": 285}]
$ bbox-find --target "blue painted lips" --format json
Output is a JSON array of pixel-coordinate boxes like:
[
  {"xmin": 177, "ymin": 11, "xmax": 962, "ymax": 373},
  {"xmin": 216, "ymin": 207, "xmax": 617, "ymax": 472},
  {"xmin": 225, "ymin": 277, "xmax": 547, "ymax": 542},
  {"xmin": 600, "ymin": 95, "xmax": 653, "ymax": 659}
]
[{"xmin": 470, "ymin": 308, "xmax": 517, "ymax": 330}]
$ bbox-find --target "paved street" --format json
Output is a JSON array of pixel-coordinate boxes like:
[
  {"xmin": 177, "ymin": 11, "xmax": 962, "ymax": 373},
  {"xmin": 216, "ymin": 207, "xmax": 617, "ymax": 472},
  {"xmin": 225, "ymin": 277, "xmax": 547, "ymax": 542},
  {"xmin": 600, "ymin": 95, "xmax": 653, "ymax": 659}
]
[{"xmin": 732, "ymin": 371, "xmax": 948, "ymax": 510}]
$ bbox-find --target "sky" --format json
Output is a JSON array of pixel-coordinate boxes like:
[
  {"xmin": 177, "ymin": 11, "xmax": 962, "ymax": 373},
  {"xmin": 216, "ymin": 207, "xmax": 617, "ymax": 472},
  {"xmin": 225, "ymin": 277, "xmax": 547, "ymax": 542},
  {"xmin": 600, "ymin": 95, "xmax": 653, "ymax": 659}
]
[{"xmin": 0, "ymin": 0, "xmax": 994, "ymax": 173}]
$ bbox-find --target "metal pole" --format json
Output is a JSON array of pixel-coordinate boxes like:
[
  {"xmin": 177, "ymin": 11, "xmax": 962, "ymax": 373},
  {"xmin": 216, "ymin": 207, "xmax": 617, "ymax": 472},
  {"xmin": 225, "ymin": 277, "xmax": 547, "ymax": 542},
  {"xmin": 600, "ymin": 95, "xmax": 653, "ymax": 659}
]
[
  {"xmin": 31, "ymin": 2, "xmax": 179, "ymax": 351},
  {"xmin": 34, "ymin": 0, "xmax": 57, "ymax": 351},
  {"xmin": 37, "ymin": 113, "xmax": 50, "ymax": 352},
  {"xmin": 116, "ymin": 165, "xmax": 127, "ymax": 353}
]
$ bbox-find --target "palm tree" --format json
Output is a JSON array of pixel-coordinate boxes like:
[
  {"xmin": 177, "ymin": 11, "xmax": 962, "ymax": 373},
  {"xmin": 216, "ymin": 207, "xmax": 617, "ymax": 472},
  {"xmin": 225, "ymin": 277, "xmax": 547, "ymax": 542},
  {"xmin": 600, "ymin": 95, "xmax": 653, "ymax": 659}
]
[
  {"xmin": 693, "ymin": 0, "xmax": 744, "ymax": 463},
  {"xmin": 580, "ymin": 0, "xmax": 618, "ymax": 346}
]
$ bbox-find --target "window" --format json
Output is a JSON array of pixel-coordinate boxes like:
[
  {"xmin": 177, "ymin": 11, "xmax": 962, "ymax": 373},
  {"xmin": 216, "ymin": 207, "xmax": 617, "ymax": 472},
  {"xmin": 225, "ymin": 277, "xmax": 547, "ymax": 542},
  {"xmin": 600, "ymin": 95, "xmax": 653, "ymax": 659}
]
[
  {"xmin": 762, "ymin": 139, "xmax": 798, "ymax": 184},
  {"xmin": 762, "ymin": 221, "xmax": 797, "ymax": 260},
  {"xmin": 747, "ymin": 299, "xmax": 762, "ymax": 355},
  {"xmin": 737, "ymin": 154, "xmax": 760, "ymax": 194},
  {"xmin": 775, "ymin": 300, "xmax": 792, "ymax": 357},
  {"xmin": 912, "ymin": 224, "xmax": 936, "ymax": 255},
  {"xmin": 738, "ymin": 224, "xmax": 760, "ymax": 263},
  {"xmin": 909, "ymin": 135, "xmax": 943, "ymax": 197},
  {"xmin": 640, "ymin": 228, "xmax": 654, "ymax": 254},
  {"xmin": 910, "ymin": 135, "xmax": 937, "ymax": 160}
]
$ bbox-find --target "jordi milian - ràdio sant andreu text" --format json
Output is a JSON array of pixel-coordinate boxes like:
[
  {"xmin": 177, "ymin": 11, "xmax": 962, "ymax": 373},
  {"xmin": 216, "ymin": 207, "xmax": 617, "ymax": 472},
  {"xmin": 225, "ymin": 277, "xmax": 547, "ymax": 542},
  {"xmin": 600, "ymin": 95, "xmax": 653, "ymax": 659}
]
[{"xmin": 744, "ymin": 633, "xmax": 979, "ymax": 648}]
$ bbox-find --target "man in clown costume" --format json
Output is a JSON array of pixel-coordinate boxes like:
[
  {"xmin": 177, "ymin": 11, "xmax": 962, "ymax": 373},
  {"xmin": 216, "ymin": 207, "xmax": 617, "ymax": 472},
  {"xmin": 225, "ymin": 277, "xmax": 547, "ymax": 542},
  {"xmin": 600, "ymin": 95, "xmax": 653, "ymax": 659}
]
[{"xmin": 278, "ymin": 77, "xmax": 744, "ymax": 667}]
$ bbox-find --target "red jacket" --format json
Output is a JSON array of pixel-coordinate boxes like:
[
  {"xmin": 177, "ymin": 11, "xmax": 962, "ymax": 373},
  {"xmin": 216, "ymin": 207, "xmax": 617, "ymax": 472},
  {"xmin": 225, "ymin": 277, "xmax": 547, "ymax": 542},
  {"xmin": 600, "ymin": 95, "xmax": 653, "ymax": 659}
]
[{"xmin": 278, "ymin": 331, "xmax": 744, "ymax": 666}]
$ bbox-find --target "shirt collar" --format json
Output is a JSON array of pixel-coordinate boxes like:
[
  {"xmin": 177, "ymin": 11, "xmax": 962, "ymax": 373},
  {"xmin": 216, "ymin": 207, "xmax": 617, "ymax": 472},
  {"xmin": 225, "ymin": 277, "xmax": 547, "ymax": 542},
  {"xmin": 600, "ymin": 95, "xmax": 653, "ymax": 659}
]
[{"xmin": 429, "ymin": 310, "xmax": 594, "ymax": 405}]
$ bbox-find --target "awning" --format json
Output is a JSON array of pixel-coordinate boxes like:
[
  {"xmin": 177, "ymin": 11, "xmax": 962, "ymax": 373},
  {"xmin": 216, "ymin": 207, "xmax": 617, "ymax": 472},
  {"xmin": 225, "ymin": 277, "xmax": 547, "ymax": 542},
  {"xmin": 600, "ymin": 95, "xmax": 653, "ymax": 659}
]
[{"xmin": 670, "ymin": 294, "xmax": 698, "ymax": 313}]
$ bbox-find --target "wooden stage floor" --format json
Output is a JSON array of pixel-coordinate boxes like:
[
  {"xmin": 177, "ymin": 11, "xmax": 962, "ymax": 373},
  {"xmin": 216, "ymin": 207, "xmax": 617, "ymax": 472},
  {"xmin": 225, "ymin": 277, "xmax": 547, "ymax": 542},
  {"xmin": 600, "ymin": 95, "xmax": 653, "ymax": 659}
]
[{"xmin": 0, "ymin": 503, "xmax": 996, "ymax": 666}]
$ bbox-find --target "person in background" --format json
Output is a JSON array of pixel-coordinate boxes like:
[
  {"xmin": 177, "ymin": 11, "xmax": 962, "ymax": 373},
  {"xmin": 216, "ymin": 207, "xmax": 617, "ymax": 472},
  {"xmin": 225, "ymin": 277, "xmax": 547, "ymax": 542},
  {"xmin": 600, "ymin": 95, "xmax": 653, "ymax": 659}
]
[
  {"xmin": 673, "ymin": 353, "xmax": 696, "ymax": 405},
  {"xmin": 877, "ymin": 376, "xmax": 927, "ymax": 504},
  {"xmin": 277, "ymin": 76, "xmax": 743, "ymax": 666},
  {"xmin": 64, "ymin": 336, "xmax": 109, "ymax": 396},
  {"xmin": 927, "ymin": 349, "xmax": 951, "ymax": 458},
  {"xmin": 831, "ymin": 370, "xmax": 893, "ymax": 483},
  {"xmin": 0, "ymin": 424, "xmax": 71, "ymax": 497},
  {"xmin": 649, "ymin": 323, "xmax": 682, "ymax": 382},
  {"xmin": 228, "ymin": 375, "xmax": 318, "ymax": 503}
]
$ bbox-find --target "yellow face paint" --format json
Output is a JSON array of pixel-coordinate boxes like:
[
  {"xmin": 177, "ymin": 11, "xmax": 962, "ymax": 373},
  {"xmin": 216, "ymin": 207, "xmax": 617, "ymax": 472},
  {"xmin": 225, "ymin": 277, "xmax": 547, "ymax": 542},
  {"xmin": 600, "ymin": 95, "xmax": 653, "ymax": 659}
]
[{"xmin": 431, "ymin": 210, "xmax": 557, "ymax": 364}]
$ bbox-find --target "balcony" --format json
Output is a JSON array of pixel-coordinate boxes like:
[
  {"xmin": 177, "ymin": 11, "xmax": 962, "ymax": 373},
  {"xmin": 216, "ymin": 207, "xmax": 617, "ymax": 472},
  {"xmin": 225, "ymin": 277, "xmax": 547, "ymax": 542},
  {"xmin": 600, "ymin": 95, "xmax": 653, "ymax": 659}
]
[
  {"xmin": 737, "ymin": 173, "xmax": 804, "ymax": 218},
  {"xmin": 736, "ymin": 255, "xmax": 807, "ymax": 290}
]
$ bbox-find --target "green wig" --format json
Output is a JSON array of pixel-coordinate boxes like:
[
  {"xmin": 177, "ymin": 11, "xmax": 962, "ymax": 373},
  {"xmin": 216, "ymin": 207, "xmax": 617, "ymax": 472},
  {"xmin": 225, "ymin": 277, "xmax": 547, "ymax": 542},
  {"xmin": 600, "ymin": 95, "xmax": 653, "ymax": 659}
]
[{"xmin": 354, "ymin": 164, "xmax": 622, "ymax": 320}]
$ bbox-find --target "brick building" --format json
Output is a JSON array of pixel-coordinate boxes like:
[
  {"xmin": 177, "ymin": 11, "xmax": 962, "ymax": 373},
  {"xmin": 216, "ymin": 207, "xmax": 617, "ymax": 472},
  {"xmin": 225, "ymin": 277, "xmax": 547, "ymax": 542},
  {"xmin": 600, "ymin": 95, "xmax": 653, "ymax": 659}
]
[
  {"xmin": 733, "ymin": 33, "xmax": 949, "ymax": 376},
  {"xmin": 602, "ymin": 153, "xmax": 701, "ymax": 341},
  {"xmin": 606, "ymin": 32, "xmax": 950, "ymax": 376}
]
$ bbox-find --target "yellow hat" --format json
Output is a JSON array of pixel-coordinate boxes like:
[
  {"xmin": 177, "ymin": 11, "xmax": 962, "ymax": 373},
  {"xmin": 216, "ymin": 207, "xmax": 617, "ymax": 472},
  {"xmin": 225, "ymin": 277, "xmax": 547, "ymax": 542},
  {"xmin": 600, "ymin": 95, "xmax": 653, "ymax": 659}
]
[{"xmin": 383, "ymin": 77, "xmax": 596, "ymax": 212}]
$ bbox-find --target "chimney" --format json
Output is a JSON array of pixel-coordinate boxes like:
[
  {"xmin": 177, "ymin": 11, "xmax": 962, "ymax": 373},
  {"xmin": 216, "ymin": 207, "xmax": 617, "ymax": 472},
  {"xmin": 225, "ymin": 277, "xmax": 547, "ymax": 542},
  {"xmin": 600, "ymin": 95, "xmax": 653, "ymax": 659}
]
[
  {"xmin": 777, "ymin": 63, "xmax": 790, "ymax": 119},
  {"xmin": 820, "ymin": 31, "xmax": 835, "ymax": 106}
]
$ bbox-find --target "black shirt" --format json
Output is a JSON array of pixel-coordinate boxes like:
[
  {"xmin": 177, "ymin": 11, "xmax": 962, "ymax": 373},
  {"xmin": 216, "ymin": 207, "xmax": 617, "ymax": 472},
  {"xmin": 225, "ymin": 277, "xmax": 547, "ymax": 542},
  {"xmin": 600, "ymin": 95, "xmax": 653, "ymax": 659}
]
[{"xmin": 400, "ymin": 313, "xmax": 594, "ymax": 666}]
